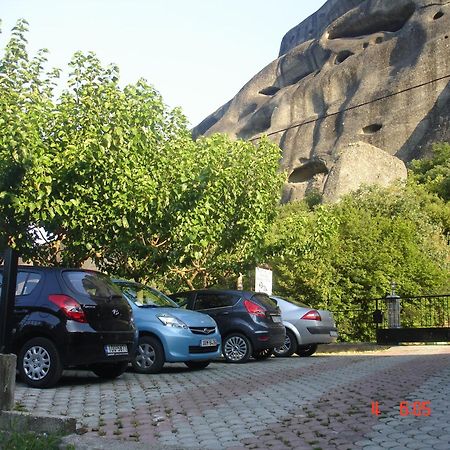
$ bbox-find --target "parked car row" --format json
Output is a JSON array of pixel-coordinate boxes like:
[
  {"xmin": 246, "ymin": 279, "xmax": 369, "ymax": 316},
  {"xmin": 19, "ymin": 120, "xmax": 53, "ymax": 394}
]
[{"xmin": 0, "ymin": 266, "xmax": 338, "ymax": 388}]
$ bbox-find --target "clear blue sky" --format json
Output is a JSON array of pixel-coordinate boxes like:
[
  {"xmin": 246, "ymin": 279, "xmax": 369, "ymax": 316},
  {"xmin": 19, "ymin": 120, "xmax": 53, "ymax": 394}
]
[{"xmin": 1, "ymin": 0, "xmax": 326, "ymax": 126}]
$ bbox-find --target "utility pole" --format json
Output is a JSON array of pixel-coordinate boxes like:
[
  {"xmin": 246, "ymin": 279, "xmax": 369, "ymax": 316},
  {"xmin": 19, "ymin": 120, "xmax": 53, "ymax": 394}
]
[
  {"xmin": 0, "ymin": 247, "xmax": 18, "ymax": 411},
  {"xmin": 0, "ymin": 247, "xmax": 19, "ymax": 353}
]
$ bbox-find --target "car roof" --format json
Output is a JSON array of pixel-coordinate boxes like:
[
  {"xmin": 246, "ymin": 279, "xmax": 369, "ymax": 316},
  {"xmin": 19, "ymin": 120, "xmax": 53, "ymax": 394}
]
[
  {"xmin": 172, "ymin": 289, "xmax": 268, "ymax": 296},
  {"xmin": 2, "ymin": 265, "xmax": 99, "ymax": 272}
]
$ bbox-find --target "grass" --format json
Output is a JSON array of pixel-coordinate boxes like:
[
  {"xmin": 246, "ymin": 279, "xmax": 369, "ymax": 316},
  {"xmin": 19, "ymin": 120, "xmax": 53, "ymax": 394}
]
[{"xmin": 0, "ymin": 430, "xmax": 74, "ymax": 450}]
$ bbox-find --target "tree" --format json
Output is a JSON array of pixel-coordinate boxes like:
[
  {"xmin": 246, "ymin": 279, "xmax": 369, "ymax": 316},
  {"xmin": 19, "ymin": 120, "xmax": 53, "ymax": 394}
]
[
  {"xmin": 162, "ymin": 134, "xmax": 285, "ymax": 290},
  {"xmin": 0, "ymin": 19, "xmax": 59, "ymax": 252},
  {"xmin": 1, "ymin": 22, "xmax": 285, "ymax": 291},
  {"xmin": 264, "ymin": 201, "xmax": 339, "ymax": 307}
]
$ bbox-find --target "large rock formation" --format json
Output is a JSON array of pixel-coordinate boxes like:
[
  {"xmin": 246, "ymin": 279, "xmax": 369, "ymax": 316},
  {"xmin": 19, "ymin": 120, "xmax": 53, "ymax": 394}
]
[{"xmin": 193, "ymin": 0, "xmax": 450, "ymax": 201}]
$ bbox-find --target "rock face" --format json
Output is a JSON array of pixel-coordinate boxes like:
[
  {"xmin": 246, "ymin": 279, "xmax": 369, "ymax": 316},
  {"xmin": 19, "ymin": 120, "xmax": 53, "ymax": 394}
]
[{"xmin": 193, "ymin": 0, "xmax": 450, "ymax": 202}]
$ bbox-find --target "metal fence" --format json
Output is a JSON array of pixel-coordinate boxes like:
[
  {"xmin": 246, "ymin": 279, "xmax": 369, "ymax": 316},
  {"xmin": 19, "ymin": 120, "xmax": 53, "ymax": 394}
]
[{"xmin": 330, "ymin": 294, "xmax": 450, "ymax": 343}]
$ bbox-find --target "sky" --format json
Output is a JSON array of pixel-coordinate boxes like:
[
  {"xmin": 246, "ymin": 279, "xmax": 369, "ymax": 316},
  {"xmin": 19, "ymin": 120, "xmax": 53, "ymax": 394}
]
[{"xmin": 1, "ymin": 0, "xmax": 327, "ymax": 127}]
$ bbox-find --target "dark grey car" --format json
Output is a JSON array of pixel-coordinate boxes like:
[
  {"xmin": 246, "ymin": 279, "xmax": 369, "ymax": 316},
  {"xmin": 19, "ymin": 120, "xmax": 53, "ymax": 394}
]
[{"xmin": 169, "ymin": 289, "xmax": 285, "ymax": 363}]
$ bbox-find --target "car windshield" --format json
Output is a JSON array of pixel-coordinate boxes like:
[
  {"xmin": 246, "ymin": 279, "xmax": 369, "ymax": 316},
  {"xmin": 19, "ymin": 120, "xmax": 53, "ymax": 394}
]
[{"xmin": 116, "ymin": 282, "xmax": 178, "ymax": 308}]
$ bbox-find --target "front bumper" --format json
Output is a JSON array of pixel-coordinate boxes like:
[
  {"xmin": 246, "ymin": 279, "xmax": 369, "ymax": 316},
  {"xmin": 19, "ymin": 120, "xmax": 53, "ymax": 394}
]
[{"xmin": 160, "ymin": 328, "xmax": 222, "ymax": 362}]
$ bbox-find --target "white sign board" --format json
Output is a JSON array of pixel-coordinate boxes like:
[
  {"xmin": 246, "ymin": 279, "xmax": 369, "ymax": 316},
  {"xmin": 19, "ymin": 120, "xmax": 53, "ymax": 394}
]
[{"xmin": 255, "ymin": 267, "xmax": 273, "ymax": 295}]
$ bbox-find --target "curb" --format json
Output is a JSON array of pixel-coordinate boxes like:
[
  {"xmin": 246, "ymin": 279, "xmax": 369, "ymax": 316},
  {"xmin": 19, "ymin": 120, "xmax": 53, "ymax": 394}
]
[
  {"xmin": 0, "ymin": 410, "xmax": 76, "ymax": 435},
  {"xmin": 317, "ymin": 342, "xmax": 391, "ymax": 353}
]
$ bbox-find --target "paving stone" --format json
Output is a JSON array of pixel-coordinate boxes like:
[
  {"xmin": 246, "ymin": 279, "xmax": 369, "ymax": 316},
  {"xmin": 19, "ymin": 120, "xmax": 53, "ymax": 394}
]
[{"xmin": 10, "ymin": 345, "xmax": 450, "ymax": 450}]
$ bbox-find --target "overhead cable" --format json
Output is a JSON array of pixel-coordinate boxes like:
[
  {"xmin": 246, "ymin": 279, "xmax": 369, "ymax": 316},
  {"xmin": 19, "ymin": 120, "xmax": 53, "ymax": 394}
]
[{"xmin": 249, "ymin": 73, "xmax": 450, "ymax": 142}]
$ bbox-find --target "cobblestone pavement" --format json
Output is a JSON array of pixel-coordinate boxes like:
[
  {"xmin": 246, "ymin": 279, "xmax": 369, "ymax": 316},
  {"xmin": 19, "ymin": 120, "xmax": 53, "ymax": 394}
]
[{"xmin": 13, "ymin": 345, "xmax": 450, "ymax": 449}]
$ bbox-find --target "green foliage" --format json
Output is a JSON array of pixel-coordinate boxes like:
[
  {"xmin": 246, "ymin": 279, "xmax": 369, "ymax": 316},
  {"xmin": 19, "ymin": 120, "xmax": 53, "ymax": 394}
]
[
  {"xmin": 265, "ymin": 184, "xmax": 450, "ymax": 341},
  {"xmin": 162, "ymin": 134, "xmax": 284, "ymax": 289},
  {"xmin": 409, "ymin": 142, "xmax": 450, "ymax": 201},
  {"xmin": 0, "ymin": 21, "xmax": 284, "ymax": 290},
  {"xmin": 0, "ymin": 19, "xmax": 59, "ymax": 251},
  {"xmin": 265, "ymin": 201, "xmax": 339, "ymax": 307}
]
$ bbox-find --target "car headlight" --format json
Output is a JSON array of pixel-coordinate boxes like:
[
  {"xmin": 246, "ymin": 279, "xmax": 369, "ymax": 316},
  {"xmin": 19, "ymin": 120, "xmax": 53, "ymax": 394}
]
[{"xmin": 157, "ymin": 314, "xmax": 188, "ymax": 329}]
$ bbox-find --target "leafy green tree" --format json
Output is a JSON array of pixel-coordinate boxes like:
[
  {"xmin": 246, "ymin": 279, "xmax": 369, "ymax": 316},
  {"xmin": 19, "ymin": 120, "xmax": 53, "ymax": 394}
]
[
  {"xmin": 265, "ymin": 201, "xmax": 339, "ymax": 307},
  {"xmin": 162, "ymin": 134, "xmax": 285, "ymax": 290},
  {"xmin": 0, "ymin": 19, "xmax": 59, "ymax": 252},
  {"xmin": 1, "ymin": 21, "xmax": 285, "ymax": 291}
]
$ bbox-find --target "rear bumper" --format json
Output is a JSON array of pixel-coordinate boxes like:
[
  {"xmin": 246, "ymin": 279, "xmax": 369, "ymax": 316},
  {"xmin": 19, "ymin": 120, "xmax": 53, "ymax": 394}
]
[
  {"xmin": 62, "ymin": 330, "xmax": 136, "ymax": 367},
  {"xmin": 300, "ymin": 326, "xmax": 338, "ymax": 345},
  {"xmin": 251, "ymin": 326, "xmax": 286, "ymax": 352}
]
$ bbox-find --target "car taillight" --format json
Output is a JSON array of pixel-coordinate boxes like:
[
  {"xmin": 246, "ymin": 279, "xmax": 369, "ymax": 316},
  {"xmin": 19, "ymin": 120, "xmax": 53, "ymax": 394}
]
[
  {"xmin": 301, "ymin": 310, "xmax": 321, "ymax": 321},
  {"xmin": 244, "ymin": 299, "xmax": 266, "ymax": 318},
  {"xmin": 49, "ymin": 294, "xmax": 87, "ymax": 323}
]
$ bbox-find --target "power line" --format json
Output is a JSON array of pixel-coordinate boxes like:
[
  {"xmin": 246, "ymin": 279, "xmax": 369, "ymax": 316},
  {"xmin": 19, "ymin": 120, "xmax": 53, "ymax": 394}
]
[{"xmin": 249, "ymin": 73, "xmax": 450, "ymax": 142}]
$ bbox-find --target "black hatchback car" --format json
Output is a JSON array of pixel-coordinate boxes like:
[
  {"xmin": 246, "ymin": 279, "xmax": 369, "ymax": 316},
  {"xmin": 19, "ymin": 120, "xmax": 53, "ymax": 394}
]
[
  {"xmin": 0, "ymin": 266, "xmax": 136, "ymax": 388},
  {"xmin": 169, "ymin": 289, "xmax": 285, "ymax": 363}
]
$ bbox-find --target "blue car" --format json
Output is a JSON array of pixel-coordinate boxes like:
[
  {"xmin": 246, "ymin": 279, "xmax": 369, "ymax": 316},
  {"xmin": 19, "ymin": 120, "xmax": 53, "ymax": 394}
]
[{"xmin": 113, "ymin": 280, "xmax": 221, "ymax": 373}]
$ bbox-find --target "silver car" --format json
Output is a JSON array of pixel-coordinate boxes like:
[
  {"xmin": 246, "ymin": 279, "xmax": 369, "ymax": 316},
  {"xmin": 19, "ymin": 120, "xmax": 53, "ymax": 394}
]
[{"xmin": 271, "ymin": 295, "xmax": 338, "ymax": 357}]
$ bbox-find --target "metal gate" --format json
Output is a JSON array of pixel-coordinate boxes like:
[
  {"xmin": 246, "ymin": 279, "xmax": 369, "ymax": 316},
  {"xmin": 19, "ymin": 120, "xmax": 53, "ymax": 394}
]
[{"xmin": 375, "ymin": 294, "xmax": 450, "ymax": 344}]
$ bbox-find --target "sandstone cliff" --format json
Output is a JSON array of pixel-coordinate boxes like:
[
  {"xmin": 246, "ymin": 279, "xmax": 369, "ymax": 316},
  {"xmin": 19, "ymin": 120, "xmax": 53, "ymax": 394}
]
[{"xmin": 193, "ymin": 0, "xmax": 450, "ymax": 202}]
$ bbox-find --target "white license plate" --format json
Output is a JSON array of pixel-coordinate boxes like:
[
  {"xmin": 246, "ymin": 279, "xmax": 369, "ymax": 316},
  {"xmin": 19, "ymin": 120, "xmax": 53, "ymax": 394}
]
[
  {"xmin": 201, "ymin": 339, "xmax": 217, "ymax": 347},
  {"xmin": 330, "ymin": 331, "xmax": 338, "ymax": 337},
  {"xmin": 272, "ymin": 315, "xmax": 282, "ymax": 323},
  {"xmin": 105, "ymin": 344, "xmax": 128, "ymax": 356}
]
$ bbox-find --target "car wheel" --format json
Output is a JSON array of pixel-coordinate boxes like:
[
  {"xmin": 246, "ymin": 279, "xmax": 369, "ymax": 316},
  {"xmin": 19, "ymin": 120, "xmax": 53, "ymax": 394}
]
[
  {"xmin": 274, "ymin": 329, "xmax": 298, "ymax": 357},
  {"xmin": 18, "ymin": 337, "xmax": 63, "ymax": 389},
  {"xmin": 223, "ymin": 333, "xmax": 252, "ymax": 363},
  {"xmin": 90, "ymin": 361, "xmax": 128, "ymax": 379},
  {"xmin": 132, "ymin": 336, "xmax": 165, "ymax": 374},
  {"xmin": 296, "ymin": 343, "xmax": 318, "ymax": 357},
  {"xmin": 184, "ymin": 361, "xmax": 211, "ymax": 370},
  {"xmin": 253, "ymin": 348, "xmax": 273, "ymax": 360}
]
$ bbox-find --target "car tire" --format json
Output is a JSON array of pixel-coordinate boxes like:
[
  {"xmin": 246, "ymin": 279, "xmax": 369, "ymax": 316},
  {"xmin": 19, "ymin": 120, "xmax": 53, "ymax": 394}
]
[
  {"xmin": 18, "ymin": 337, "xmax": 63, "ymax": 389},
  {"xmin": 184, "ymin": 360, "xmax": 211, "ymax": 370},
  {"xmin": 132, "ymin": 336, "xmax": 165, "ymax": 374},
  {"xmin": 222, "ymin": 333, "xmax": 252, "ymax": 363},
  {"xmin": 274, "ymin": 329, "xmax": 298, "ymax": 358},
  {"xmin": 296, "ymin": 343, "xmax": 318, "ymax": 357},
  {"xmin": 90, "ymin": 361, "xmax": 128, "ymax": 379},
  {"xmin": 253, "ymin": 348, "xmax": 273, "ymax": 360}
]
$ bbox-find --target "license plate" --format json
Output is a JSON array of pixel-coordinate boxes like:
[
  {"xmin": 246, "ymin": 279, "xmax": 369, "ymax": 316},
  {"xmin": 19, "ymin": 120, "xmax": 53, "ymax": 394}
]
[
  {"xmin": 201, "ymin": 339, "xmax": 217, "ymax": 347},
  {"xmin": 104, "ymin": 344, "xmax": 128, "ymax": 356},
  {"xmin": 272, "ymin": 315, "xmax": 282, "ymax": 323},
  {"xmin": 330, "ymin": 331, "xmax": 338, "ymax": 337}
]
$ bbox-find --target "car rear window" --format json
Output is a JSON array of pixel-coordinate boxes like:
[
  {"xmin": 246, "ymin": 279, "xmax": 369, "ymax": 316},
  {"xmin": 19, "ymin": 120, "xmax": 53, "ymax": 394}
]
[
  {"xmin": 194, "ymin": 293, "xmax": 240, "ymax": 310},
  {"xmin": 252, "ymin": 293, "xmax": 279, "ymax": 310},
  {"xmin": 289, "ymin": 299, "xmax": 309, "ymax": 308},
  {"xmin": 63, "ymin": 271, "xmax": 121, "ymax": 299}
]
